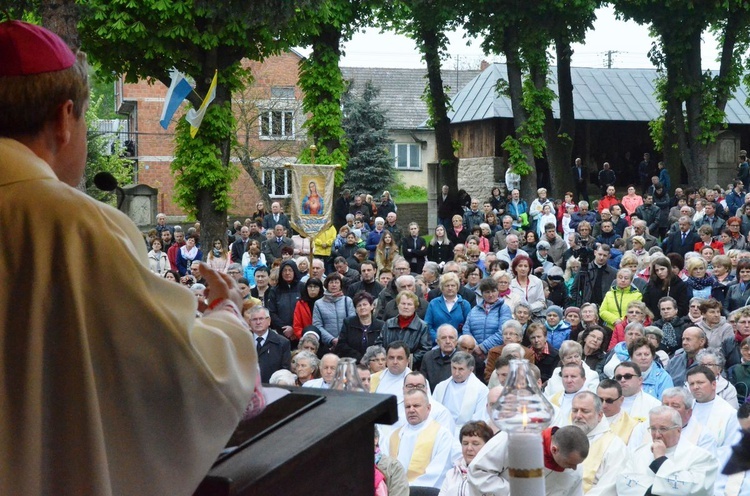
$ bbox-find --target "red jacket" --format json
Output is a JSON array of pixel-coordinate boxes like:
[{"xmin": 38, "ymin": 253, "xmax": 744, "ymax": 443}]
[
  {"xmin": 293, "ymin": 300, "xmax": 314, "ymax": 340},
  {"xmin": 607, "ymin": 316, "xmax": 653, "ymax": 351},
  {"xmin": 598, "ymin": 195, "xmax": 620, "ymax": 213},
  {"xmin": 693, "ymin": 240, "xmax": 725, "ymax": 254}
]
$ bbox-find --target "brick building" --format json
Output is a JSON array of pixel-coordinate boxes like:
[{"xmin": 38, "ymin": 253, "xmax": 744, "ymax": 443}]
[{"xmin": 115, "ymin": 50, "xmax": 307, "ymax": 218}]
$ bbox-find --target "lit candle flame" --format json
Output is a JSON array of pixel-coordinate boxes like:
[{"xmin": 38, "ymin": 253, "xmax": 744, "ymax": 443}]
[{"xmin": 522, "ymin": 405, "xmax": 528, "ymax": 429}]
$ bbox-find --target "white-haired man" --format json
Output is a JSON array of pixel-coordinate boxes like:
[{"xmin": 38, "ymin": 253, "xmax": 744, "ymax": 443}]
[
  {"xmin": 262, "ymin": 201, "xmax": 290, "ymax": 231},
  {"xmin": 433, "ymin": 351, "xmax": 488, "ymax": 436},
  {"xmin": 617, "ymin": 406, "xmax": 717, "ymax": 496},
  {"xmin": 497, "ymin": 234, "xmax": 520, "ymax": 265},
  {"xmin": 302, "ymin": 353, "xmax": 339, "ymax": 389}
]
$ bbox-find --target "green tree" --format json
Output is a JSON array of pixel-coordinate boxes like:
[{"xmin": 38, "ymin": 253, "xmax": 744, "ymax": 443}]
[
  {"xmin": 342, "ymin": 80, "xmax": 394, "ymax": 195},
  {"xmin": 295, "ymin": 0, "xmax": 377, "ymax": 182},
  {"xmin": 614, "ymin": 0, "xmax": 750, "ymax": 185},
  {"xmin": 378, "ymin": 0, "xmax": 461, "ymax": 192},
  {"xmin": 79, "ymin": 0, "xmax": 320, "ymax": 255},
  {"xmin": 464, "ymin": 0, "xmax": 597, "ymax": 199}
]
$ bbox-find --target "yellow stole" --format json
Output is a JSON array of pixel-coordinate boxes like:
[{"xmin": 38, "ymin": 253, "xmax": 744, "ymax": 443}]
[
  {"xmin": 609, "ymin": 412, "xmax": 640, "ymax": 444},
  {"xmin": 724, "ymin": 472, "xmax": 746, "ymax": 496},
  {"xmin": 582, "ymin": 431, "xmax": 616, "ymax": 493},
  {"xmin": 370, "ymin": 370, "xmax": 383, "ymax": 393},
  {"xmin": 550, "ymin": 391, "xmax": 563, "ymax": 407},
  {"xmin": 389, "ymin": 420, "xmax": 442, "ymax": 482}
]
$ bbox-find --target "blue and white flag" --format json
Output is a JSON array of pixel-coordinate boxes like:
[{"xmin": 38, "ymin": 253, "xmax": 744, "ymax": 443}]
[
  {"xmin": 159, "ymin": 69, "xmax": 193, "ymax": 130},
  {"xmin": 185, "ymin": 70, "xmax": 217, "ymax": 138}
]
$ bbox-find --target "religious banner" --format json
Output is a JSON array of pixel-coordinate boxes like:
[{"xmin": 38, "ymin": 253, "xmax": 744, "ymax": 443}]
[{"xmin": 287, "ymin": 163, "xmax": 336, "ymax": 238}]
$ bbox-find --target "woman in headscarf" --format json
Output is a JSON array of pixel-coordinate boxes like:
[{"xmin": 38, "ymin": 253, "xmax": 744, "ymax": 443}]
[
  {"xmin": 267, "ymin": 259, "xmax": 303, "ymax": 342},
  {"xmin": 293, "ymin": 278, "xmax": 324, "ymax": 343}
]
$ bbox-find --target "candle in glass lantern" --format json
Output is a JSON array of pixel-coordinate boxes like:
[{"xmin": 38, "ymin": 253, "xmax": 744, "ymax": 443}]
[{"xmin": 490, "ymin": 359, "xmax": 553, "ymax": 496}]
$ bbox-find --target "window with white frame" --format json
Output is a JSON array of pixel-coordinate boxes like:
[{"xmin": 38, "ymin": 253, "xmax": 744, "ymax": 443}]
[
  {"xmin": 389, "ymin": 143, "xmax": 421, "ymax": 169},
  {"xmin": 262, "ymin": 168, "xmax": 292, "ymax": 197},
  {"xmin": 260, "ymin": 110, "xmax": 295, "ymax": 139}
]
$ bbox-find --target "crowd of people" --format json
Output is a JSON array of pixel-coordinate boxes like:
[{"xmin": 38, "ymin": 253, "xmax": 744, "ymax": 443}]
[
  {"xmin": 5, "ymin": 18, "xmax": 749, "ymax": 496},
  {"xmin": 149, "ymin": 165, "xmax": 750, "ymax": 495}
]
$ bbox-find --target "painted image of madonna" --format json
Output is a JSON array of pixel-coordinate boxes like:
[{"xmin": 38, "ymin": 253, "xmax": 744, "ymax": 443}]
[{"xmin": 302, "ymin": 180, "xmax": 323, "ymax": 215}]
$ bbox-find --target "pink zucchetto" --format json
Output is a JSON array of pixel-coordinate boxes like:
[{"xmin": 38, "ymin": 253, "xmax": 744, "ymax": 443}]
[{"xmin": 0, "ymin": 20, "xmax": 76, "ymax": 77}]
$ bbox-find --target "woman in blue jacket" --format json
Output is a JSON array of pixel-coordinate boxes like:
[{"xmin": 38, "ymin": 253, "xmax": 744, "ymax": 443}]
[
  {"xmin": 424, "ymin": 272, "xmax": 471, "ymax": 344},
  {"xmin": 461, "ymin": 277, "xmax": 513, "ymax": 355},
  {"xmin": 506, "ymin": 189, "xmax": 529, "ymax": 230},
  {"xmin": 630, "ymin": 336, "xmax": 673, "ymax": 399}
]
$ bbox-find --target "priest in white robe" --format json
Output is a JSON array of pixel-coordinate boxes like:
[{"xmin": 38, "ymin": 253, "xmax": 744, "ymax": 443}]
[
  {"xmin": 549, "ymin": 363, "xmax": 588, "ymax": 427},
  {"xmin": 467, "ymin": 425, "xmax": 590, "ymax": 496},
  {"xmin": 616, "ymin": 406, "xmax": 717, "ymax": 496},
  {"xmin": 596, "ymin": 379, "xmax": 641, "ymax": 445},
  {"xmin": 380, "ymin": 388, "xmax": 459, "ymax": 488},
  {"xmin": 0, "ymin": 24, "xmax": 258, "ymax": 496},
  {"xmin": 687, "ymin": 366, "xmax": 742, "ymax": 449},
  {"xmin": 715, "ymin": 444, "xmax": 750, "ymax": 496},
  {"xmin": 629, "ymin": 386, "xmax": 719, "ymax": 453},
  {"xmin": 433, "ymin": 352, "xmax": 488, "ymax": 435},
  {"xmin": 544, "ymin": 341, "xmax": 600, "ymax": 398},
  {"xmin": 371, "ymin": 341, "xmax": 412, "ymax": 402},
  {"xmin": 381, "ymin": 371, "xmax": 456, "ymax": 439},
  {"xmin": 570, "ymin": 392, "xmax": 627, "ymax": 496},
  {"xmin": 615, "ymin": 362, "xmax": 661, "ymax": 422},
  {"xmin": 714, "ymin": 407, "xmax": 750, "ymax": 496},
  {"xmin": 661, "ymin": 387, "xmax": 717, "ymax": 454}
]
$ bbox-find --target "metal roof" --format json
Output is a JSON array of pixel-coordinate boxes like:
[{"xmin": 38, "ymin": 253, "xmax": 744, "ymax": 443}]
[
  {"xmin": 341, "ymin": 67, "xmax": 482, "ymax": 129},
  {"xmin": 448, "ymin": 63, "xmax": 750, "ymax": 125}
]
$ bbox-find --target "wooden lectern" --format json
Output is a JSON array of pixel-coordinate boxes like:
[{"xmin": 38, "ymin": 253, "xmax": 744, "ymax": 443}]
[{"xmin": 193, "ymin": 388, "xmax": 398, "ymax": 496}]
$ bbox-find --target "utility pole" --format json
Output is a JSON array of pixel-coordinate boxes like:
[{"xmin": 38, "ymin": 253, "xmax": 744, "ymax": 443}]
[{"xmin": 604, "ymin": 50, "xmax": 620, "ymax": 69}]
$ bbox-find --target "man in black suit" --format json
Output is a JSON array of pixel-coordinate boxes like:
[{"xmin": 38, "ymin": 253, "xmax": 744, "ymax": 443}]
[
  {"xmin": 245, "ymin": 305, "xmax": 291, "ymax": 383},
  {"xmin": 437, "ymin": 185, "xmax": 462, "ymax": 227},
  {"xmin": 597, "ymin": 161, "xmax": 616, "ymax": 198},
  {"xmin": 334, "ymin": 189, "xmax": 352, "ymax": 230},
  {"xmin": 261, "ymin": 224, "xmax": 294, "ymax": 265},
  {"xmin": 572, "ymin": 157, "xmax": 589, "ymax": 203},
  {"xmin": 230, "ymin": 226, "xmax": 250, "ymax": 263},
  {"xmin": 420, "ymin": 324, "xmax": 458, "ymax": 392},
  {"xmin": 262, "ymin": 201, "xmax": 291, "ymax": 231},
  {"xmin": 402, "ymin": 222, "xmax": 428, "ymax": 274},
  {"xmin": 662, "ymin": 216, "xmax": 700, "ymax": 258}
]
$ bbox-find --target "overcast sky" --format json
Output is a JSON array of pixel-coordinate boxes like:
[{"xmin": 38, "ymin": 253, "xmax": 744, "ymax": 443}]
[{"xmin": 297, "ymin": 6, "xmax": 724, "ymax": 71}]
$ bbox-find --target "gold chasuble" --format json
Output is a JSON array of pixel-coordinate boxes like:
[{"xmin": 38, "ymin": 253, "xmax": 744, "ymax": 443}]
[
  {"xmin": 582, "ymin": 430, "xmax": 617, "ymax": 492},
  {"xmin": 608, "ymin": 411, "xmax": 640, "ymax": 444},
  {"xmin": 390, "ymin": 420, "xmax": 442, "ymax": 481}
]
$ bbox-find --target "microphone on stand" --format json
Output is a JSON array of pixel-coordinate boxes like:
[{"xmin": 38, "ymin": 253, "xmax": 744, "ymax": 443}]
[{"xmin": 93, "ymin": 171, "xmax": 124, "ymax": 210}]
